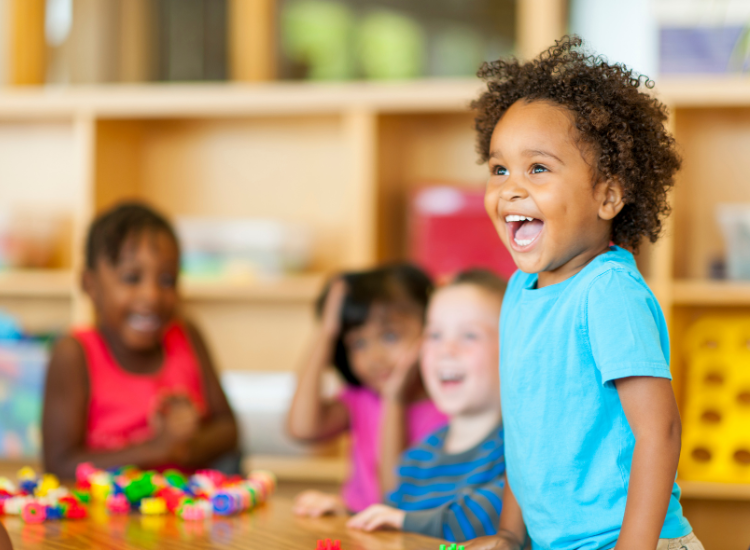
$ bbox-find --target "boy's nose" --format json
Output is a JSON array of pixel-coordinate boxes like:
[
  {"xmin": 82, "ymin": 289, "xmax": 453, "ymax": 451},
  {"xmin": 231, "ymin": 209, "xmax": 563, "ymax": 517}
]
[{"xmin": 499, "ymin": 174, "xmax": 529, "ymax": 202}]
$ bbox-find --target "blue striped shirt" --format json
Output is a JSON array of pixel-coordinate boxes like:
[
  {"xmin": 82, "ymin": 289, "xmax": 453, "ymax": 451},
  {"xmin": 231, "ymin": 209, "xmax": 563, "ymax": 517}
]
[{"xmin": 387, "ymin": 423, "xmax": 505, "ymax": 542}]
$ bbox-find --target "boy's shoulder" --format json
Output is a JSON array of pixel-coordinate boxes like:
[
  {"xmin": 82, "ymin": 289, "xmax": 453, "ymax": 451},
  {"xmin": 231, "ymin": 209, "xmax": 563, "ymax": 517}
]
[
  {"xmin": 507, "ymin": 246, "xmax": 645, "ymax": 292},
  {"xmin": 579, "ymin": 247, "xmax": 652, "ymax": 299}
]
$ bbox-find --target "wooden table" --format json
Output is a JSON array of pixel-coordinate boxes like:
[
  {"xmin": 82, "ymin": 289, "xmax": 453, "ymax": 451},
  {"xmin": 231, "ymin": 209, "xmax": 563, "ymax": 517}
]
[{"xmin": 0, "ymin": 489, "xmax": 442, "ymax": 550}]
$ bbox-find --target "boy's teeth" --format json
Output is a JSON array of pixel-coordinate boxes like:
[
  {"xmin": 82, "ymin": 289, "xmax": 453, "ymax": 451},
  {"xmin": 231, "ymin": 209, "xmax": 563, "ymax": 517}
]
[
  {"xmin": 439, "ymin": 371, "xmax": 465, "ymax": 382},
  {"xmin": 514, "ymin": 237, "xmax": 533, "ymax": 246},
  {"xmin": 505, "ymin": 214, "xmax": 535, "ymax": 222}
]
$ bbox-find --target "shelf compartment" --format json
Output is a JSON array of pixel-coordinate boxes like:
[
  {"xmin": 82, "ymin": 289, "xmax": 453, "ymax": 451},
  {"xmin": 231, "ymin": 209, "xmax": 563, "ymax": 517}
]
[
  {"xmin": 679, "ymin": 479, "xmax": 750, "ymax": 501},
  {"xmin": 673, "ymin": 280, "xmax": 750, "ymax": 305},
  {"xmin": 0, "ymin": 269, "xmax": 74, "ymax": 298},
  {"xmin": 180, "ymin": 273, "xmax": 325, "ymax": 303}
]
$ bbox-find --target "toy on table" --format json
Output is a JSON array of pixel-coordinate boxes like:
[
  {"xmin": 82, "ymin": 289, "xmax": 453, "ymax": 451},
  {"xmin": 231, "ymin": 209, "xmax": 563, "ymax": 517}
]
[
  {"xmin": 77, "ymin": 463, "xmax": 276, "ymax": 521},
  {"xmin": 0, "ymin": 468, "xmax": 88, "ymax": 522},
  {"xmin": 439, "ymin": 545, "xmax": 465, "ymax": 550},
  {"xmin": 0, "ymin": 464, "xmax": 276, "ymax": 523},
  {"xmin": 679, "ymin": 316, "xmax": 750, "ymax": 483},
  {"xmin": 315, "ymin": 540, "xmax": 341, "ymax": 550}
]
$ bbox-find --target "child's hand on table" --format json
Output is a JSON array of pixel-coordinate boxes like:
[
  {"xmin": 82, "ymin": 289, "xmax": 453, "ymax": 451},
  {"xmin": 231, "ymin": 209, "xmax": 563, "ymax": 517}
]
[
  {"xmin": 346, "ymin": 504, "xmax": 405, "ymax": 532},
  {"xmin": 292, "ymin": 490, "xmax": 347, "ymax": 517}
]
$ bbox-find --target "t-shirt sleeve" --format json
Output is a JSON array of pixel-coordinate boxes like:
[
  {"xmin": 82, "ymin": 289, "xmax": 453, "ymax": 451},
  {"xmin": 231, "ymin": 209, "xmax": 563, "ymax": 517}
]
[
  {"xmin": 586, "ymin": 268, "xmax": 672, "ymax": 384},
  {"xmin": 401, "ymin": 478, "xmax": 506, "ymax": 541}
]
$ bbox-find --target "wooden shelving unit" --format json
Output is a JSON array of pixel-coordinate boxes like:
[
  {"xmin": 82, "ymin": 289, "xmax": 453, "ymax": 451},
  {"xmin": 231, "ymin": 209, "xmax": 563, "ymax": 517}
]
[{"xmin": 3, "ymin": 2, "xmax": 750, "ymax": 544}]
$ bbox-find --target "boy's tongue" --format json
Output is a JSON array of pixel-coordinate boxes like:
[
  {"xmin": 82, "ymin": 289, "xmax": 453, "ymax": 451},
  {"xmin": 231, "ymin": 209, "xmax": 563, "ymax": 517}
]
[{"xmin": 516, "ymin": 219, "xmax": 544, "ymax": 241}]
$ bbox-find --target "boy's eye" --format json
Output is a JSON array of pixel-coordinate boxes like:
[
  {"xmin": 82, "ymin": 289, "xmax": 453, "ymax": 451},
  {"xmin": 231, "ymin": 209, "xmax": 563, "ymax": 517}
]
[
  {"xmin": 463, "ymin": 332, "xmax": 479, "ymax": 341},
  {"xmin": 531, "ymin": 164, "xmax": 548, "ymax": 174},
  {"xmin": 492, "ymin": 165, "xmax": 508, "ymax": 176},
  {"xmin": 159, "ymin": 273, "xmax": 177, "ymax": 288},
  {"xmin": 426, "ymin": 330, "xmax": 441, "ymax": 341},
  {"xmin": 120, "ymin": 272, "xmax": 141, "ymax": 285}
]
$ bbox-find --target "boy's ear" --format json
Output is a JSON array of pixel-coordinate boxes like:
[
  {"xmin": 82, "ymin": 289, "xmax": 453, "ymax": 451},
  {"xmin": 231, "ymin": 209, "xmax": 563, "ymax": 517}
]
[
  {"xmin": 81, "ymin": 269, "xmax": 97, "ymax": 300},
  {"xmin": 598, "ymin": 177, "xmax": 625, "ymax": 221}
]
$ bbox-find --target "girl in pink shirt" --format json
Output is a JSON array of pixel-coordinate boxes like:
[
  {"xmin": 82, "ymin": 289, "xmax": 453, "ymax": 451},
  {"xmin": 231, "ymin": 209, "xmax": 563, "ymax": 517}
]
[
  {"xmin": 288, "ymin": 265, "xmax": 447, "ymax": 515},
  {"xmin": 42, "ymin": 202, "xmax": 237, "ymax": 479}
]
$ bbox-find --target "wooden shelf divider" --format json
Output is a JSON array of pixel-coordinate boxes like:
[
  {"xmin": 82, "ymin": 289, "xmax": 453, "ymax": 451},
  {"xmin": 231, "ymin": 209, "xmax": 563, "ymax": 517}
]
[{"xmin": 673, "ymin": 279, "xmax": 750, "ymax": 306}]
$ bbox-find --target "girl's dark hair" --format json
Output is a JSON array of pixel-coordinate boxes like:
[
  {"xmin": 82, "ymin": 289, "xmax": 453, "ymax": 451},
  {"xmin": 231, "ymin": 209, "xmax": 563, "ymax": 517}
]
[
  {"xmin": 86, "ymin": 202, "xmax": 179, "ymax": 269},
  {"xmin": 450, "ymin": 268, "xmax": 507, "ymax": 298},
  {"xmin": 316, "ymin": 263, "xmax": 433, "ymax": 387},
  {"xmin": 472, "ymin": 35, "xmax": 681, "ymax": 251}
]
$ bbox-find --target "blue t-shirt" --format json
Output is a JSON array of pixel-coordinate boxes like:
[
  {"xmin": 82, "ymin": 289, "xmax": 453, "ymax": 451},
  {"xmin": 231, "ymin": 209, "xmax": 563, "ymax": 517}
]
[{"xmin": 500, "ymin": 246, "xmax": 691, "ymax": 550}]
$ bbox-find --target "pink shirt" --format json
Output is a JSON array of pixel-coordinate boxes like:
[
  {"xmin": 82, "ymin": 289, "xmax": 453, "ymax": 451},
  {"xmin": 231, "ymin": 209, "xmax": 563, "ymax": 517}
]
[
  {"xmin": 74, "ymin": 324, "xmax": 207, "ymax": 452},
  {"xmin": 338, "ymin": 386, "xmax": 448, "ymax": 512}
]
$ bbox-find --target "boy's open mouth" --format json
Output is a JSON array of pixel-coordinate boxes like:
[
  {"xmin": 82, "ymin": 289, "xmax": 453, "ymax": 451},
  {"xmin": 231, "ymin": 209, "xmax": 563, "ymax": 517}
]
[
  {"xmin": 438, "ymin": 370, "xmax": 466, "ymax": 388},
  {"xmin": 505, "ymin": 214, "xmax": 544, "ymax": 251}
]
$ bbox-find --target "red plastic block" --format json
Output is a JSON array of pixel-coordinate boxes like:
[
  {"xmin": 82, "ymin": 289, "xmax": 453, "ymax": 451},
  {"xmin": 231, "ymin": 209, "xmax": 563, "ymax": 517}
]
[{"xmin": 316, "ymin": 540, "xmax": 341, "ymax": 550}]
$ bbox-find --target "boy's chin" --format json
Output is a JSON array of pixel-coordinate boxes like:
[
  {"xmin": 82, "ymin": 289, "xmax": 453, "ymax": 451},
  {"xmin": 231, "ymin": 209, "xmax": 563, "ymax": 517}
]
[{"xmin": 434, "ymin": 399, "xmax": 471, "ymax": 418}]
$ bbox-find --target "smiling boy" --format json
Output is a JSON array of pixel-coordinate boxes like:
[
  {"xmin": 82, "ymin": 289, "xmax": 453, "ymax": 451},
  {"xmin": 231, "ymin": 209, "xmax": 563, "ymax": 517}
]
[{"xmin": 464, "ymin": 37, "xmax": 702, "ymax": 550}]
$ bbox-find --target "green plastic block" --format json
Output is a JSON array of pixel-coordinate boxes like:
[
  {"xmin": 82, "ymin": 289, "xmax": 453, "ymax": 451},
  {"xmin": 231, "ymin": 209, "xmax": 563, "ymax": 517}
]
[
  {"xmin": 163, "ymin": 469, "xmax": 188, "ymax": 489},
  {"xmin": 71, "ymin": 489, "xmax": 90, "ymax": 503},
  {"xmin": 123, "ymin": 475, "xmax": 156, "ymax": 503}
]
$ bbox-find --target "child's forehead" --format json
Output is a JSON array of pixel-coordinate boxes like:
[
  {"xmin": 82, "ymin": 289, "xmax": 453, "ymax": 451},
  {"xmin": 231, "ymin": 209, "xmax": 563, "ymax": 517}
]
[
  {"xmin": 490, "ymin": 99, "xmax": 593, "ymax": 162},
  {"xmin": 430, "ymin": 285, "xmax": 502, "ymax": 317},
  {"xmin": 99, "ymin": 228, "xmax": 178, "ymax": 268},
  {"xmin": 493, "ymin": 100, "xmax": 575, "ymax": 140}
]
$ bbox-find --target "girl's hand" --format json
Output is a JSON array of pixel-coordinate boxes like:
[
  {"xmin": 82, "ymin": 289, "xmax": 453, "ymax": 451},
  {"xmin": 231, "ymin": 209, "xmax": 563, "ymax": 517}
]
[
  {"xmin": 346, "ymin": 504, "xmax": 405, "ymax": 532},
  {"xmin": 321, "ymin": 279, "xmax": 348, "ymax": 338},
  {"xmin": 381, "ymin": 339, "xmax": 422, "ymax": 402},
  {"xmin": 151, "ymin": 395, "xmax": 199, "ymax": 444},
  {"xmin": 292, "ymin": 490, "xmax": 347, "ymax": 517},
  {"xmin": 463, "ymin": 532, "xmax": 524, "ymax": 550}
]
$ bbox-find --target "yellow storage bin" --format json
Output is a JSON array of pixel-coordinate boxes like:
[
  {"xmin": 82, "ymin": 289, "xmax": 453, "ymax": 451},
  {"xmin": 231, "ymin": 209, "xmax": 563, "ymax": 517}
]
[{"xmin": 680, "ymin": 316, "xmax": 750, "ymax": 483}]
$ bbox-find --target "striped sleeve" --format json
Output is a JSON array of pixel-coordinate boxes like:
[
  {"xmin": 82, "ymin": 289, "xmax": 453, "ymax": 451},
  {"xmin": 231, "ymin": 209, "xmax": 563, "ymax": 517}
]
[{"xmin": 402, "ymin": 477, "xmax": 505, "ymax": 541}]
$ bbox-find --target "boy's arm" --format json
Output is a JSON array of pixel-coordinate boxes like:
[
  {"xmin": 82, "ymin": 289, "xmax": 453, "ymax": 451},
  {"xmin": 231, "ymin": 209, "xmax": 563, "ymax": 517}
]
[
  {"xmin": 463, "ymin": 481, "xmax": 526, "ymax": 550},
  {"xmin": 614, "ymin": 376, "xmax": 682, "ymax": 550},
  {"xmin": 348, "ymin": 477, "xmax": 509, "ymax": 541},
  {"xmin": 287, "ymin": 280, "xmax": 350, "ymax": 442}
]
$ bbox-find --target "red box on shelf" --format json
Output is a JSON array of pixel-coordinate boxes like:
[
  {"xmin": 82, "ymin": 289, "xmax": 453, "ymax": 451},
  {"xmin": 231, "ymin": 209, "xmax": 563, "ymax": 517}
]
[{"xmin": 409, "ymin": 186, "xmax": 517, "ymax": 282}]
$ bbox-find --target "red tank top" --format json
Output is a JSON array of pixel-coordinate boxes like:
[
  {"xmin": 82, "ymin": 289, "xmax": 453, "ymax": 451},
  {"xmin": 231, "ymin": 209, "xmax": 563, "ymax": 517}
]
[{"xmin": 74, "ymin": 324, "xmax": 207, "ymax": 451}]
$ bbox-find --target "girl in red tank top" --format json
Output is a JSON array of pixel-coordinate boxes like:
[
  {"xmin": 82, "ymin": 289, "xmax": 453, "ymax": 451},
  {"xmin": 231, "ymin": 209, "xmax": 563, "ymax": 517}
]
[{"xmin": 42, "ymin": 203, "xmax": 238, "ymax": 479}]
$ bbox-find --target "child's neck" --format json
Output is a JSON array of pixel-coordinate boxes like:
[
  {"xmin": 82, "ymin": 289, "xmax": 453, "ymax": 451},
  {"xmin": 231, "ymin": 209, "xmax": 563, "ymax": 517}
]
[
  {"xmin": 444, "ymin": 408, "xmax": 502, "ymax": 455},
  {"xmin": 98, "ymin": 325, "xmax": 164, "ymax": 375},
  {"xmin": 537, "ymin": 239, "xmax": 612, "ymax": 288}
]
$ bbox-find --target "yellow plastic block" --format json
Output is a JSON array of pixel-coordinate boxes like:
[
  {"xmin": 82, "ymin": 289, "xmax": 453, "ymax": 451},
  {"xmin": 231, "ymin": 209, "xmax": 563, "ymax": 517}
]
[
  {"xmin": 17, "ymin": 467, "xmax": 36, "ymax": 481},
  {"xmin": 35, "ymin": 474, "xmax": 60, "ymax": 497},
  {"xmin": 140, "ymin": 497, "xmax": 167, "ymax": 515}
]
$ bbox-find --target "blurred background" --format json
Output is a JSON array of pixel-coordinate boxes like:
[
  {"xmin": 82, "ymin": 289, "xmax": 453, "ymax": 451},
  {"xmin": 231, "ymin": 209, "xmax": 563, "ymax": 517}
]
[{"xmin": 1, "ymin": 1, "xmax": 750, "ymax": 548}]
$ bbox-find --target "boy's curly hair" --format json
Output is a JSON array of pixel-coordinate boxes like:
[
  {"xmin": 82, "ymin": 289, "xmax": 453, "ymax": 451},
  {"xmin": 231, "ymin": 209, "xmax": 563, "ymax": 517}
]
[{"xmin": 472, "ymin": 36, "xmax": 681, "ymax": 250}]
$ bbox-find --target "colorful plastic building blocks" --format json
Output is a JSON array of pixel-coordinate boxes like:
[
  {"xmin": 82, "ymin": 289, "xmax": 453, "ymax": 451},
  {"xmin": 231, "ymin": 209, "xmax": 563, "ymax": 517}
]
[
  {"xmin": 316, "ymin": 540, "xmax": 341, "ymax": 550},
  {"xmin": 438, "ymin": 545, "xmax": 465, "ymax": 550}
]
